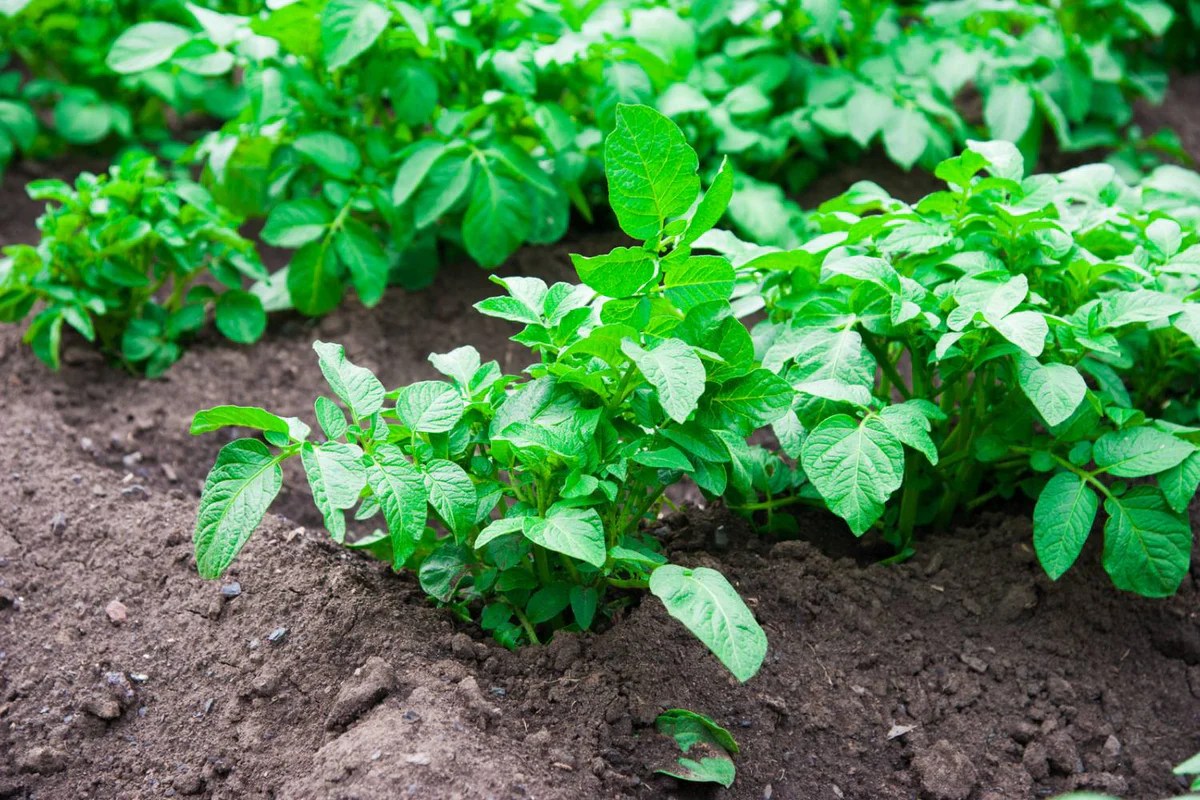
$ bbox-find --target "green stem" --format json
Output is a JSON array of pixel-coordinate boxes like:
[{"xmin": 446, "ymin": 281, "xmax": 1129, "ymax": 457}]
[
  {"xmin": 511, "ymin": 604, "xmax": 541, "ymax": 645},
  {"xmin": 861, "ymin": 332, "xmax": 912, "ymax": 400},
  {"xmin": 606, "ymin": 577, "xmax": 649, "ymax": 590}
]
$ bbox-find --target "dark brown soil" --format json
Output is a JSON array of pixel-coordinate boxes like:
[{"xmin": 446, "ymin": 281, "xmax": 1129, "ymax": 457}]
[{"xmin": 2, "ymin": 77, "xmax": 1200, "ymax": 800}]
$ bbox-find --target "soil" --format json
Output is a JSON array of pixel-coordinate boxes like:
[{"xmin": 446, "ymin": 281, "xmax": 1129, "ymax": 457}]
[{"xmin": 2, "ymin": 77, "xmax": 1200, "ymax": 800}]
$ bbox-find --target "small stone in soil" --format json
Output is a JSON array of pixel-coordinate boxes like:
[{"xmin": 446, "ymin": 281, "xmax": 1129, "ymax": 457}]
[
  {"xmin": 405, "ymin": 753, "xmax": 432, "ymax": 766},
  {"xmin": 105, "ymin": 600, "xmax": 128, "ymax": 625},
  {"xmin": 220, "ymin": 582, "xmax": 242, "ymax": 599},
  {"xmin": 120, "ymin": 484, "xmax": 149, "ymax": 500},
  {"xmin": 401, "ymin": 710, "xmax": 421, "ymax": 724},
  {"xmin": 49, "ymin": 513, "xmax": 68, "ymax": 535},
  {"xmin": 84, "ymin": 697, "xmax": 121, "ymax": 721},
  {"xmin": 489, "ymin": 686, "xmax": 506, "ymax": 697},
  {"xmin": 267, "ymin": 627, "xmax": 288, "ymax": 644},
  {"xmin": 162, "ymin": 463, "xmax": 178, "ymax": 482},
  {"xmin": 129, "ymin": 673, "xmax": 149, "ymax": 684}
]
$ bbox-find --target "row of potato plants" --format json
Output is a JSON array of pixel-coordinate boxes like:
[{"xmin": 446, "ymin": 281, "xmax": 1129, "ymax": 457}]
[
  {"xmin": 190, "ymin": 106, "xmax": 1200, "ymax": 690},
  {"xmin": 0, "ymin": 0, "xmax": 1188, "ymax": 376}
]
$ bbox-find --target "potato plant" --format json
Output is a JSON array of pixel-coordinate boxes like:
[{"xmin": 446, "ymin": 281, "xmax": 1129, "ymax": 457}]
[
  {"xmin": 712, "ymin": 140, "xmax": 1200, "ymax": 596},
  {"xmin": 94, "ymin": 0, "xmax": 1183, "ymax": 307},
  {"xmin": 0, "ymin": 153, "xmax": 268, "ymax": 375},
  {"xmin": 189, "ymin": 106, "xmax": 788, "ymax": 680},
  {"xmin": 0, "ymin": 0, "xmax": 247, "ymax": 177}
]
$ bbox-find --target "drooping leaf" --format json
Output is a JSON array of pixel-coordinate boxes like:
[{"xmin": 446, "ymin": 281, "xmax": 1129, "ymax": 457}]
[
  {"xmin": 1033, "ymin": 472, "xmax": 1099, "ymax": 580},
  {"xmin": 194, "ymin": 440, "xmax": 284, "ymax": 579},
  {"xmin": 649, "ymin": 565, "xmax": 766, "ymax": 682},
  {"xmin": 622, "ymin": 338, "xmax": 706, "ymax": 424},
  {"xmin": 801, "ymin": 414, "xmax": 905, "ymax": 536},
  {"xmin": 1102, "ymin": 487, "xmax": 1192, "ymax": 597}
]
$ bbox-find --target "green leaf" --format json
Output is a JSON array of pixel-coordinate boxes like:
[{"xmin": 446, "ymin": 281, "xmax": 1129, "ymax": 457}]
[
  {"xmin": 396, "ymin": 380, "xmax": 464, "ymax": 433},
  {"xmin": 683, "ymin": 157, "xmax": 734, "ymax": 246},
  {"xmin": 801, "ymin": 414, "xmax": 904, "ymax": 536},
  {"xmin": 711, "ymin": 369, "xmax": 793, "ymax": 427},
  {"xmin": 321, "ymin": 0, "xmax": 390, "ymax": 70},
  {"xmin": 649, "ymin": 564, "xmax": 766, "ymax": 682},
  {"xmin": 878, "ymin": 403, "xmax": 939, "ymax": 465},
  {"xmin": 1102, "ymin": 487, "xmax": 1191, "ymax": 597},
  {"xmin": 367, "ymin": 444, "xmax": 427, "ymax": 569},
  {"xmin": 1094, "ymin": 428, "xmax": 1196, "ymax": 478},
  {"xmin": 334, "ymin": 218, "xmax": 389, "ymax": 306},
  {"xmin": 570, "ymin": 585, "xmax": 599, "ymax": 630},
  {"xmin": 882, "ymin": 107, "xmax": 927, "ymax": 170},
  {"xmin": 524, "ymin": 507, "xmax": 607, "ymax": 568},
  {"xmin": 214, "ymin": 290, "xmax": 266, "ymax": 344},
  {"xmin": 314, "ymin": 396, "xmax": 348, "ymax": 440},
  {"xmin": 463, "ymin": 170, "xmax": 532, "ymax": 268},
  {"xmin": 293, "ymin": 132, "xmax": 361, "ymax": 180},
  {"xmin": 1016, "ymin": 356, "xmax": 1086, "ymax": 427},
  {"xmin": 423, "ymin": 459, "xmax": 476, "ymax": 536},
  {"xmin": 633, "ymin": 447, "xmax": 693, "ymax": 471},
  {"xmin": 1033, "ymin": 472, "xmax": 1099, "ymax": 580},
  {"xmin": 664, "ymin": 256, "xmax": 735, "ymax": 312},
  {"xmin": 605, "ymin": 104, "xmax": 700, "ymax": 239},
  {"xmin": 107, "ymin": 22, "xmax": 192, "ymax": 73},
  {"xmin": 301, "ymin": 441, "xmax": 367, "ymax": 543},
  {"xmin": 622, "ymin": 338, "xmax": 706, "ymax": 424},
  {"xmin": 967, "ymin": 139, "xmax": 1024, "ymax": 181},
  {"xmin": 992, "ymin": 311, "xmax": 1047, "ymax": 357},
  {"xmin": 262, "ymin": 200, "xmax": 332, "ymax": 249},
  {"xmin": 312, "ymin": 340, "xmax": 385, "ymax": 418},
  {"xmin": 984, "ymin": 82, "xmax": 1035, "ymax": 142},
  {"xmin": 1159, "ymin": 452, "xmax": 1200, "ymax": 514},
  {"xmin": 655, "ymin": 708, "xmax": 738, "ymax": 788},
  {"xmin": 194, "ymin": 440, "xmax": 284, "ymax": 579},
  {"xmin": 191, "ymin": 405, "xmax": 310, "ymax": 441},
  {"xmin": 393, "ymin": 141, "xmax": 445, "ymax": 207},
  {"xmin": 571, "ymin": 247, "xmax": 657, "ymax": 298},
  {"xmin": 288, "ymin": 242, "xmax": 343, "ymax": 316}
]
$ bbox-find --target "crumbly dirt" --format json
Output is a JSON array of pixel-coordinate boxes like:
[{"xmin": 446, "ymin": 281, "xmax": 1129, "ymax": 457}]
[{"xmin": 1, "ymin": 77, "xmax": 1199, "ymax": 800}]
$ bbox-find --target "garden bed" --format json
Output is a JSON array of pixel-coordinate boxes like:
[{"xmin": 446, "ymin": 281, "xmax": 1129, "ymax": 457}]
[{"xmin": 2, "ymin": 79, "xmax": 1200, "ymax": 800}]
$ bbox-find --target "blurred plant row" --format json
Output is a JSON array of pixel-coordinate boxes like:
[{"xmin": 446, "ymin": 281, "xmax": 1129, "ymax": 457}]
[{"xmin": 0, "ymin": 0, "xmax": 1195, "ymax": 376}]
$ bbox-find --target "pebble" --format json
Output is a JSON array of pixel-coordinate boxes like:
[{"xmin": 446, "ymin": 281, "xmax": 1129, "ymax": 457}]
[
  {"xmin": 405, "ymin": 753, "xmax": 431, "ymax": 766},
  {"xmin": 162, "ymin": 464, "xmax": 178, "ymax": 482},
  {"xmin": 121, "ymin": 452, "xmax": 143, "ymax": 468},
  {"xmin": 105, "ymin": 600, "xmax": 128, "ymax": 625},
  {"xmin": 1102, "ymin": 735, "xmax": 1122, "ymax": 770},
  {"xmin": 120, "ymin": 484, "xmax": 149, "ymax": 500},
  {"xmin": 267, "ymin": 627, "xmax": 288, "ymax": 644},
  {"xmin": 49, "ymin": 513, "xmax": 68, "ymax": 535},
  {"xmin": 960, "ymin": 653, "xmax": 988, "ymax": 673},
  {"xmin": 220, "ymin": 582, "xmax": 242, "ymax": 599},
  {"xmin": 84, "ymin": 696, "xmax": 121, "ymax": 721}
]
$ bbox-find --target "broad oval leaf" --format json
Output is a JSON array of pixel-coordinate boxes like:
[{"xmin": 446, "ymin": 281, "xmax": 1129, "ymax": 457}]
[
  {"xmin": 321, "ymin": 0, "xmax": 390, "ymax": 70},
  {"xmin": 649, "ymin": 564, "xmax": 767, "ymax": 682},
  {"xmin": 191, "ymin": 405, "xmax": 310, "ymax": 441},
  {"xmin": 621, "ymin": 338, "xmax": 706, "ymax": 424},
  {"xmin": 367, "ymin": 444, "xmax": 428, "ymax": 569},
  {"xmin": 194, "ymin": 439, "xmax": 284, "ymax": 579},
  {"xmin": 312, "ymin": 340, "xmax": 385, "ymax": 418},
  {"xmin": 301, "ymin": 441, "xmax": 367, "ymax": 543},
  {"xmin": 396, "ymin": 380, "xmax": 464, "ymax": 433},
  {"xmin": 605, "ymin": 104, "xmax": 700, "ymax": 239},
  {"xmin": 1102, "ymin": 487, "xmax": 1191, "ymax": 597},
  {"xmin": 524, "ymin": 507, "xmax": 607, "ymax": 568},
  {"xmin": 1033, "ymin": 472, "xmax": 1099, "ymax": 580},
  {"xmin": 1093, "ymin": 427, "xmax": 1196, "ymax": 478},
  {"xmin": 801, "ymin": 414, "xmax": 904, "ymax": 536},
  {"xmin": 1016, "ymin": 355, "xmax": 1086, "ymax": 427},
  {"xmin": 107, "ymin": 22, "xmax": 192, "ymax": 73}
]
